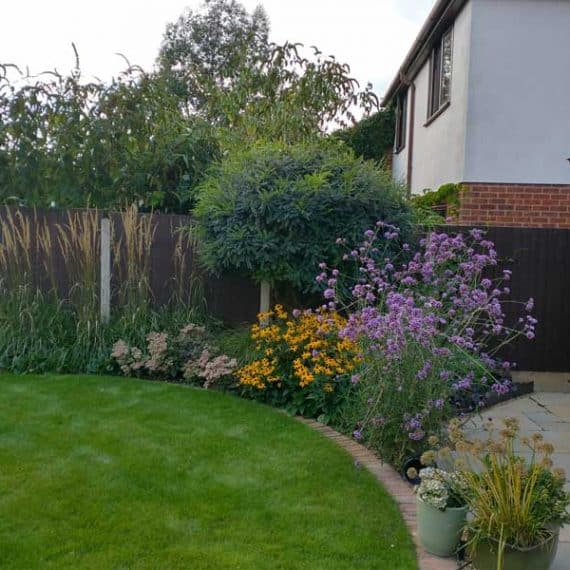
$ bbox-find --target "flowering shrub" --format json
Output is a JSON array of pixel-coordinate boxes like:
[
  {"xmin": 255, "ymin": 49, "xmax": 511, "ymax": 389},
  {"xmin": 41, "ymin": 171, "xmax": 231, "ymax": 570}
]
[
  {"xmin": 111, "ymin": 323, "xmax": 237, "ymax": 388},
  {"xmin": 415, "ymin": 467, "xmax": 467, "ymax": 511},
  {"xmin": 236, "ymin": 304, "xmax": 360, "ymax": 417},
  {"xmin": 319, "ymin": 223, "xmax": 536, "ymax": 466}
]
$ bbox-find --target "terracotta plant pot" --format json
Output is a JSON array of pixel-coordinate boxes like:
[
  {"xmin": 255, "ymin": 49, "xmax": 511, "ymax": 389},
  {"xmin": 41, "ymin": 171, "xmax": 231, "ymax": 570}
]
[
  {"xmin": 470, "ymin": 530, "xmax": 559, "ymax": 570},
  {"xmin": 416, "ymin": 496, "xmax": 467, "ymax": 557}
]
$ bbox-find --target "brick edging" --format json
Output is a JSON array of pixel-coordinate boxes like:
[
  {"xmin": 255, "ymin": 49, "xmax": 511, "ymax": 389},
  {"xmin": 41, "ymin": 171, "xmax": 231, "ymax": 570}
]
[{"xmin": 297, "ymin": 418, "xmax": 457, "ymax": 570}]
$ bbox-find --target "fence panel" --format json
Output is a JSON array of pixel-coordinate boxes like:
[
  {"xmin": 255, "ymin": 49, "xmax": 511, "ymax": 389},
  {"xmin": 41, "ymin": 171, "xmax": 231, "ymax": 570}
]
[
  {"xmin": 447, "ymin": 225, "xmax": 570, "ymax": 372},
  {"xmin": 0, "ymin": 207, "xmax": 259, "ymax": 325},
  {"xmin": 3, "ymin": 208, "xmax": 568, "ymax": 367}
]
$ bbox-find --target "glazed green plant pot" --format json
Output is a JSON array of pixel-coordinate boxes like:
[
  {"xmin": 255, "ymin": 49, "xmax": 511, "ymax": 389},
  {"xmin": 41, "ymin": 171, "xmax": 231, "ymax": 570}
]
[
  {"xmin": 416, "ymin": 497, "xmax": 467, "ymax": 557},
  {"xmin": 471, "ymin": 530, "xmax": 559, "ymax": 570}
]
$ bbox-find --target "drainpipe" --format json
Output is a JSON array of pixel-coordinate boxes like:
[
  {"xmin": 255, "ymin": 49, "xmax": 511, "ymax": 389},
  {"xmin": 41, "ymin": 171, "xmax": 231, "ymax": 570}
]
[{"xmin": 404, "ymin": 79, "xmax": 416, "ymax": 198}]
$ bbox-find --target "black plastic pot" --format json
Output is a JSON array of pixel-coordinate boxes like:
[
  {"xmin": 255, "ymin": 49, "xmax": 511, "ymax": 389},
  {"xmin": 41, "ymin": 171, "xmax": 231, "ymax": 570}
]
[{"xmin": 401, "ymin": 454, "xmax": 423, "ymax": 484}]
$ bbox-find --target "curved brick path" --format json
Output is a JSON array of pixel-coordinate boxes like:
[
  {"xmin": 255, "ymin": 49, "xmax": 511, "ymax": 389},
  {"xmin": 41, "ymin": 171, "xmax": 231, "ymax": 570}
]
[{"xmin": 298, "ymin": 418, "xmax": 457, "ymax": 570}]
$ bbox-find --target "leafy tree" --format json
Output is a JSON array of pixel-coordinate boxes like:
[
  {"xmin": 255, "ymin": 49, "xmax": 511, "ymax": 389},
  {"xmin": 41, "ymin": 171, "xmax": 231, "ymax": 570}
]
[
  {"xmin": 194, "ymin": 141, "xmax": 412, "ymax": 294},
  {"xmin": 159, "ymin": 1, "xmax": 379, "ymax": 144},
  {"xmin": 0, "ymin": 61, "xmax": 219, "ymax": 211},
  {"xmin": 212, "ymin": 42, "xmax": 379, "ymax": 145},
  {"xmin": 157, "ymin": 0, "xmax": 270, "ymax": 112}
]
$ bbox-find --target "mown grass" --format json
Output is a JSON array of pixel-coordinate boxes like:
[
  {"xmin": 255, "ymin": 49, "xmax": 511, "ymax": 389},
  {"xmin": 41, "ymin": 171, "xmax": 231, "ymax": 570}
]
[{"xmin": 0, "ymin": 374, "xmax": 417, "ymax": 569}]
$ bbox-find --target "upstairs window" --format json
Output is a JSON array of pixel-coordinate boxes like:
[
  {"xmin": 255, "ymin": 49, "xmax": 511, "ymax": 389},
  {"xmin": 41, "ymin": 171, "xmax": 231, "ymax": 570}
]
[
  {"xmin": 395, "ymin": 90, "xmax": 408, "ymax": 153},
  {"xmin": 428, "ymin": 28, "xmax": 453, "ymax": 118}
]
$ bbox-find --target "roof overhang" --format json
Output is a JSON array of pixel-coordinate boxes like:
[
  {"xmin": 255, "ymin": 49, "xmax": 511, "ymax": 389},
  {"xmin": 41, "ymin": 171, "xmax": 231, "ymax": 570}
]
[{"xmin": 381, "ymin": 0, "xmax": 469, "ymax": 107}]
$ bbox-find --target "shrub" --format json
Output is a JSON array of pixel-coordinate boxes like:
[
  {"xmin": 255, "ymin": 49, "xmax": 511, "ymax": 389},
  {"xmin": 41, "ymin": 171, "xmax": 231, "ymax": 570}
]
[
  {"xmin": 320, "ymin": 224, "xmax": 536, "ymax": 467},
  {"xmin": 194, "ymin": 142, "xmax": 413, "ymax": 294},
  {"xmin": 0, "ymin": 65, "xmax": 219, "ymax": 212},
  {"xmin": 111, "ymin": 323, "xmax": 237, "ymax": 388},
  {"xmin": 335, "ymin": 108, "xmax": 395, "ymax": 164},
  {"xmin": 411, "ymin": 183, "xmax": 461, "ymax": 221},
  {"xmin": 236, "ymin": 304, "xmax": 360, "ymax": 418}
]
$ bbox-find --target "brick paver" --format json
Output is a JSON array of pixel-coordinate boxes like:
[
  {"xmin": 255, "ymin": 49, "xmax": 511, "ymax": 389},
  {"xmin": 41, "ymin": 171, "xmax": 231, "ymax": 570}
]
[{"xmin": 298, "ymin": 418, "xmax": 458, "ymax": 570}]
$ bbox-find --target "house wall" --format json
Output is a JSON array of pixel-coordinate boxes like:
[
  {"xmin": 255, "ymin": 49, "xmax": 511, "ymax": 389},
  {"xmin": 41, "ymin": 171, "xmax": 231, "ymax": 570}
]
[
  {"xmin": 408, "ymin": 1, "xmax": 472, "ymax": 195},
  {"xmin": 464, "ymin": 0, "xmax": 570, "ymax": 185},
  {"xmin": 458, "ymin": 183, "xmax": 570, "ymax": 228}
]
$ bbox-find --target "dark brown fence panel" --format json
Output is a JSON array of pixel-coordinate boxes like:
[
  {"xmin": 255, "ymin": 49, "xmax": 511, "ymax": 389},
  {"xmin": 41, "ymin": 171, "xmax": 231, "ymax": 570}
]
[
  {"xmin": 0, "ymin": 207, "xmax": 260, "ymax": 325},
  {"xmin": 446, "ymin": 225, "xmax": 570, "ymax": 372},
  {"xmin": 0, "ymin": 206, "xmax": 103, "ymax": 299}
]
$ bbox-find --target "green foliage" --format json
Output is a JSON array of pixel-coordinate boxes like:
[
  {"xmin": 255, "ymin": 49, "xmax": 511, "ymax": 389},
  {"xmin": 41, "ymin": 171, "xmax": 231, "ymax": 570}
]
[
  {"xmin": 215, "ymin": 325, "xmax": 257, "ymax": 366},
  {"xmin": 410, "ymin": 203, "xmax": 446, "ymax": 230},
  {"xmin": 412, "ymin": 182, "xmax": 462, "ymax": 219},
  {"xmin": 157, "ymin": 0, "xmax": 271, "ymax": 112},
  {"xmin": 194, "ymin": 142, "xmax": 413, "ymax": 292},
  {"xmin": 158, "ymin": 1, "xmax": 378, "ymax": 144},
  {"xmin": 335, "ymin": 108, "xmax": 395, "ymax": 163},
  {"xmin": 207, "ymin": 42, "xmax": 379, "ymax": 145},
  {"xmin": 0, "ymin": 285, "xmax": 202, "ymax": 375},
  {"xmin": 0, "ymin": 62, "xmax": 220, "ymax": 212},
  {"xmin": 2, "ymin": 1, "xmax": 381, "ymax": 210}
]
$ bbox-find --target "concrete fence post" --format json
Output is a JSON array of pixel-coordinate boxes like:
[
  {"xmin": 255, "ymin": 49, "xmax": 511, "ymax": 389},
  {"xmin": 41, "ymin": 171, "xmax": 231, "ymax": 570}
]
[
  {"xmin": 259, "ymin": 281, "xmax": 271, "ymax": 314},
  {"xmin": 100, "ymin": 217, "xmax": 111, "ymax": 323}
]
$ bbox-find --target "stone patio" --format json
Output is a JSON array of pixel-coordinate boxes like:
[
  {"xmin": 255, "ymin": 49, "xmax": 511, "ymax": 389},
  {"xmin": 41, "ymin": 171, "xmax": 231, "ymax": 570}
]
[{"xmin": 462, "ymin": 393, "xmax": 570, "ymax": 570}]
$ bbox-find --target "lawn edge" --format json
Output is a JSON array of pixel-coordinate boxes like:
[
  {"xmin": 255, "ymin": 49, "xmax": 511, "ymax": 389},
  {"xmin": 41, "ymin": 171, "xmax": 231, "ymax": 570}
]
[{"xmin": 297, "ymin": 418, "xmax": 458, "ymax": 570}]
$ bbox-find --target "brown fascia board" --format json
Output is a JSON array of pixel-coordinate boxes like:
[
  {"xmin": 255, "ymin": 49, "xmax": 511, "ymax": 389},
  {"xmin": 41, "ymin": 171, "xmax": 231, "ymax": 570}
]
[{"xmin": 381, "ymin": 0, "xmax": 469, "ymax": 107}]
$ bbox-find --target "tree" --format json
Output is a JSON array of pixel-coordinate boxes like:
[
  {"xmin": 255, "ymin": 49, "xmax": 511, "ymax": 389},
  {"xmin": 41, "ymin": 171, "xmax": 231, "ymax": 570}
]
[
  {"xmin": 157, "ymin": 0, "xmax": 270, "ymax": 113},
  {"xmin": 158, "ymin": 1, "xmax": 379, "ymax": 144},
  {"xmin": 335, "ymin": 108, "xmax": 395, "ymax": 164},
  {"xmin": 210, "ymin": 42, "xmax": 379, "ymax": 145},
  {"xmin": 0, "ymin": 61, "xmax": 220, "ymax": 211},
  {"xmin": 194, "ymin": 141, "xmax": 412, "ymax": 294}
]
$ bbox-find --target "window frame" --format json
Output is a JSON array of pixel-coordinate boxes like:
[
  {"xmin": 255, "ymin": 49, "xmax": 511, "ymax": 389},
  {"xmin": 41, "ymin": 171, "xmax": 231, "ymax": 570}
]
[
  {"xmin": 427, "ymin": 27, "xmax": 453, "ymax": 121},
  {"xmin": 394, "ymin": 90, "xmax": 408, "ymax": 154}
]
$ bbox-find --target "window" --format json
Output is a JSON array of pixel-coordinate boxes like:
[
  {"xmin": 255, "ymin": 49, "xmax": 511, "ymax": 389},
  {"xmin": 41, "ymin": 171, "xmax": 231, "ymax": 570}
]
[
  {"xmin": 428, "ymin": 28, "xmax": 453, "ymax": 118},
  {"xmin": 395, "ymin": 90, "xmax": 408, "ymax": 152}
]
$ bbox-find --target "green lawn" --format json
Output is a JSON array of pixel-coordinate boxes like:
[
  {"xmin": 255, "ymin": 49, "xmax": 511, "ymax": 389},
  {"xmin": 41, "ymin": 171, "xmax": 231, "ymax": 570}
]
[{"xmin": 0, "ymin": 374, "xmax": 417, "ymax": 569}]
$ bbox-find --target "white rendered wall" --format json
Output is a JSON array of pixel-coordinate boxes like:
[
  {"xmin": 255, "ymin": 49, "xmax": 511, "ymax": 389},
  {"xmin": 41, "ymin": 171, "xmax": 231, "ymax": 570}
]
[
  {"xmin": 408, "ymin": 2, "xmax": 473, "ymax": 194},
  {"xmin": 464, "ymin": 0, "xmax": 570, "ymax": 184}
]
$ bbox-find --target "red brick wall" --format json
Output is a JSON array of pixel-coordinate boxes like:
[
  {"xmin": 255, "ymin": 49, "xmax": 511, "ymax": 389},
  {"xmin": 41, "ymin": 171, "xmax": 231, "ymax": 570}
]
[{"xmin": 457, "ymin": 183, "xmax": 570, "ymax": 228}]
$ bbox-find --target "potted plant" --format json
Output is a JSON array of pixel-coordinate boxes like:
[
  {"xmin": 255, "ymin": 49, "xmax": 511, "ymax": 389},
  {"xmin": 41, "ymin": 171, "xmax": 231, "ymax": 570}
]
[
  {"xmin": 443, "ymin": 417, "xmax": 570, "ymax": 570},
  {"xmin": 413, "ymin": 466, "xmax": 468, "ymax": 557}
]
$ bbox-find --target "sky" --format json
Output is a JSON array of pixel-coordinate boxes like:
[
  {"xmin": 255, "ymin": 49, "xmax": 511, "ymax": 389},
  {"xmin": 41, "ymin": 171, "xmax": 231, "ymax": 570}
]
[{"xmin": 0, "ymin": 0, "xmax": 435, "ymax": 98}]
